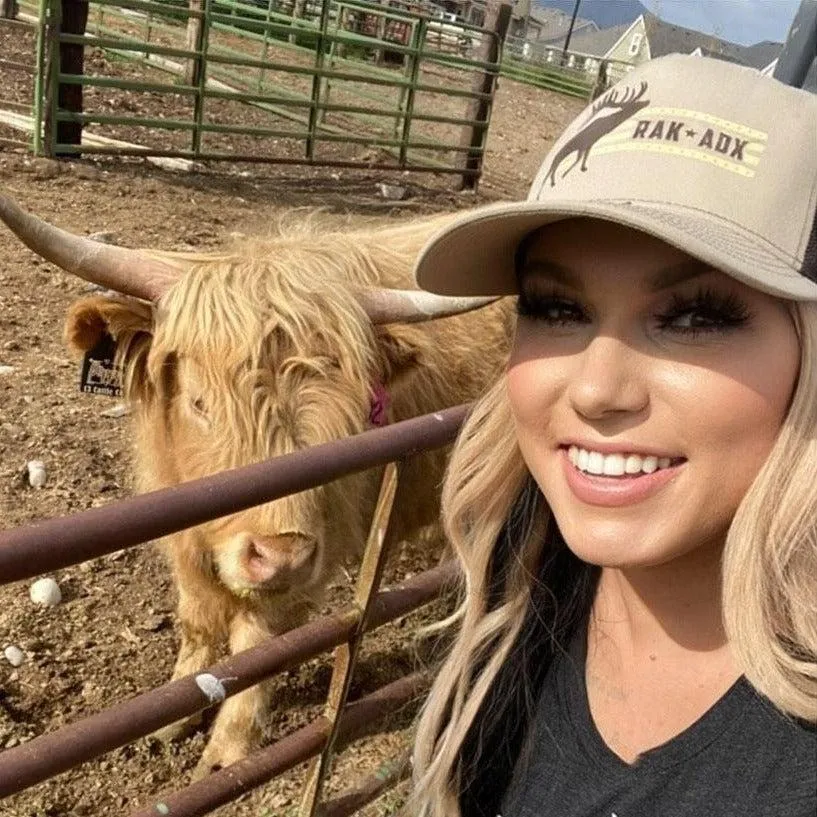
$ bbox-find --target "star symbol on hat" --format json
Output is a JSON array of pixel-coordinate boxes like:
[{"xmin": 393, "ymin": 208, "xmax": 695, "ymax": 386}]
[{"xmin": 685, "ymin": 129, "xmax": 697, "ymax": 138}]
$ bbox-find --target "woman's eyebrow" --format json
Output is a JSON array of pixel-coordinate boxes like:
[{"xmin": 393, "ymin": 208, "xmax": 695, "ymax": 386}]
[
  {"xmin": 518, "ymin": 261, "xmax": 580, "ymax": 289},
  {"xmin": 650, "ymin": 261, "xmax": 713, "ymax": 292},
  {"xmin": 518, "ymin": 259, "xmax": 713, "ymax": 292}
]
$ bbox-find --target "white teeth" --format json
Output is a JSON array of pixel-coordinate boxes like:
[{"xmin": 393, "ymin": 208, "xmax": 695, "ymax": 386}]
[
  {"xmin": 568, "ymin": 446, "xmax": 677, "ymax": 477},
  {"xmin": 602, "ymin": 454, "xmax": 625, "ymax": 476},
  {"xmin": 625, "ymin": 454, "xmax": 642, "ymax": 474},
  {"xmin": 587, "ymin": 451, "xmax": 604, "ymax": 475}
]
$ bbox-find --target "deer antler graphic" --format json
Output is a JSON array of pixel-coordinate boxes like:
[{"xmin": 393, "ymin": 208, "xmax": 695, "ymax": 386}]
[
  {"xmin": 542, "ymin": 81, "xmax": 650, "ymax": 187},
  {"xmin": 590, "ymin": 81, "xmax": 648, "ymax": 115}
]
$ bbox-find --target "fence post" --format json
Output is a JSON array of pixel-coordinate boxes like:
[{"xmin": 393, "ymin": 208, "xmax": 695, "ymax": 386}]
[
  {"xmin": 185, "ymin": 0, "xmax": 204, "ymax": 86},
  {"xmin": 457, "ymin": 2, "xmax": 511, "ymax": 191},
  {"xmin": 397, "ymin": 15, "xmax": 423, "ymax": 161},
  {"xmin": 43, "ymin": 0, "xmax": 88, "ymax": 156},
  {"xmin": 32, "ymin": 0, "xmax": 49, "ymax": 155},
  {"xmin": 298, "ymin": 462, "xmax": 403, "ymax": 817},
  {"xmin": 305, "ymin": 0, "xmax": 331, "ymax": 159},
  {"xmin": 0, "ymin": 0, "xmax": 19, "ymax": 19},
  {"xmin": 189, "ymin": 0, "xmax": 209, "ymax": 156}
]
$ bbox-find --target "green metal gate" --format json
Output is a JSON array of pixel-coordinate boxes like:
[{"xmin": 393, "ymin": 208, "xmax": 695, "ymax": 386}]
[{"xmin": 25, "ymin": 0, "xmax": 509, "ymax": 183}]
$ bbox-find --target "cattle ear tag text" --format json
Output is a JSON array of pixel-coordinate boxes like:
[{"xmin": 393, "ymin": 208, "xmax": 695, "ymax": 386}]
[{"xmin": 79, "ymin": 332, "xmax": 123, "ymax": 397}]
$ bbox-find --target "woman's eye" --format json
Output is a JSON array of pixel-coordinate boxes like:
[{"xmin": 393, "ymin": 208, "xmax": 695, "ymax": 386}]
[
  {"xmin": 669, "ymin": 311, "xmax": 720, "ymax": 329},
  {"xmin": 516, "ymin": 293, "xmax": 588, "ymax": 325},
  {"xmin": 657, "ymin": 290, "xmax": 750, "ymax": 335}
]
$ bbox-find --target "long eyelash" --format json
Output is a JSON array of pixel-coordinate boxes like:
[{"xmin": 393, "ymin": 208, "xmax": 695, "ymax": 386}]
[
  {"xmin": 516, "ymin": 288, "xmax": 585, "ymax": 320},
  {"xmin": 657, "ymin": 287, "xmax": 751, "ymax": 331}
]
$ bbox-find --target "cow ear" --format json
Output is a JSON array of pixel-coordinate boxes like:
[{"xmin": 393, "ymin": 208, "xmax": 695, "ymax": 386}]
[{"xmin": 65, "ymin": 295, "xmax": 155, "ymax": 399}]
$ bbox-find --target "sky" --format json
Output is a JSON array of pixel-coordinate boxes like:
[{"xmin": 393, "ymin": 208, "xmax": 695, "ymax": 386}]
[{"xmin": 641, "ymin": 0, "xmax": 804, "ymax": 45}]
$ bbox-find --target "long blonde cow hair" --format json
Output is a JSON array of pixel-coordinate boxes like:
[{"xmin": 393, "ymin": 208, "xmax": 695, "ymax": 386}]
[{"xmin": 409, "ymin": 302, "xmax": 817, "ymax": 817}]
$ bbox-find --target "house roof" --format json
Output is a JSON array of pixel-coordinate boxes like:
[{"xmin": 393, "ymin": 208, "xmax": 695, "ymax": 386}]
[
  {"xmin": 513, "ymin": 5, "xmax": 597, "ymax": 42},
  {"xmin": 642, "ymin": 13, "xmax": 746, "ymax": 64},
  {"xmin": 564, "ymin": 21, "xmax": 633, "ymax": 57},
  {"xmin": 741, "ymin": 40, "xmax": 785, "ymax": 70}
]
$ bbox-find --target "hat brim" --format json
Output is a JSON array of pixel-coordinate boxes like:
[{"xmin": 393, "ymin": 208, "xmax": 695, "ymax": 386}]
[{"xmin": 414, "ymin": 198, "xmax": 817, "ymax": 302}]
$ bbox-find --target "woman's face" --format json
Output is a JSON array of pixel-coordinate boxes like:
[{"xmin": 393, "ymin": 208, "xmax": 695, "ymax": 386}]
[{"xmin": 508, "ymin": 219, "xmax": 800, "ymax": 569}]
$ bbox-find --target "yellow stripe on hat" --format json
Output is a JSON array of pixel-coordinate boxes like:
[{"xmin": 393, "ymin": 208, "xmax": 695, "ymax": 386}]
[
  {"xmin": 644, "ymin": 108, "xmax": 768, "ymax": 141},
  {"xmin": 592, "ymin": 141, "xmax": 759, "ymax": 177},
  {"xmin": 594, "ymin": 129, "xmax": 765, "ymax": 167},
  {"xmin": 598, "ymin": 123, "xmax": 766, "ymax": 150}
]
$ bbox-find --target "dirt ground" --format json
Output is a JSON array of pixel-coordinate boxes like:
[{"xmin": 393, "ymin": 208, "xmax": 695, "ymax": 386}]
[{"xmin": 0, "ymin": 18, "xmax": 584, "ymax": 817}]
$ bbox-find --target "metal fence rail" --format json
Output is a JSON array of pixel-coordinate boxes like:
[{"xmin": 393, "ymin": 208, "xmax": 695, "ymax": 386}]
[
  {"xmin": 21, "ymin": 0, "xmax": 509, "ymax": 184},
  {"xmin": 0, "ymin": 15, "xmax": 41, "ymax": 150},
  {"xmin": 0, "ymin": 405, "xmax": 469, "ymax": 814},
  {"xmin": 0, "ymin": 562, "xmax": 455, "ymax": 797},
  {"xmin": 501, "ymin": 34, "xmax": 634, "ymax": 97},
  {"xmin": 0, "ymin": 404, "xmax": 468, "ymax": 580}
]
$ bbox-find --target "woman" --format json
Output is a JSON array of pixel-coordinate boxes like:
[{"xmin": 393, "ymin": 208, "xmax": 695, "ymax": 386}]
[{"xmin": 409, "ymin": 55, "xmax": 817, "ymax": 817}]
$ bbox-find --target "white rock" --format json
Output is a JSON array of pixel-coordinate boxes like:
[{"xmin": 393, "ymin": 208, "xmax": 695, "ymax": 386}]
[
  {"xmin": 377, "ymin": 183, "xmax": 407, "ymax": 201},
  {"xmin": 30, "ymin": 577, "xmax": 62, "ymax": 607},
  {"xmin": 0, "ymin": 365, "xmax": 15, "ymax": 376},
  {"xmin": 26, "ymin": 460, "xmax": 47, "ymax": 489},
  {"xmin": 100, "ymin": 403, "xmax": 130, "ymax": 419},
  {"xmin": 4, "ymin": 646, "xmax": 24, "ymax": 667}
]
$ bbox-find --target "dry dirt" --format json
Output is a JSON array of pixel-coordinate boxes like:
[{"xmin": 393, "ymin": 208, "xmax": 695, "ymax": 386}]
[{"xmin": 0, "ymin": 18, "xmax": 584, "ymax": 817}]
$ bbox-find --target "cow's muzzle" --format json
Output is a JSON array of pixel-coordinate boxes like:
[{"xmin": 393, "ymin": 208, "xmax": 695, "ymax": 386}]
[{"xmin": 238, "ymin": 532, "xmax": 318, "ymax": 592}]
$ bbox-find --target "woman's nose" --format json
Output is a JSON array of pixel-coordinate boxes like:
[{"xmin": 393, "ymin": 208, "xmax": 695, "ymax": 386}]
[{"xmin": 567, "ymin": 334, "xmax": 649, "ymax": 421}]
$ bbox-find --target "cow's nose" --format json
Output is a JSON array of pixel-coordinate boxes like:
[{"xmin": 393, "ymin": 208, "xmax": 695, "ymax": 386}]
[{"xmin": 241, "ymin": 533, "xmax": 317, "ymax": 590}]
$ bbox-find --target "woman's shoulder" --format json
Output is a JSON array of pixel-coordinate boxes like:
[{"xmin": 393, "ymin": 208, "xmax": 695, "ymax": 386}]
[{"xmin": 728, "ymin": 681, "xmax": 816, "ymax": 814}]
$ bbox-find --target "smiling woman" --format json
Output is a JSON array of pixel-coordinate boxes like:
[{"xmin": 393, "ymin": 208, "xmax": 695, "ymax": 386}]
[{"xmin": 407, "ymin": 55, "xmax": 817, "ymax": 817}]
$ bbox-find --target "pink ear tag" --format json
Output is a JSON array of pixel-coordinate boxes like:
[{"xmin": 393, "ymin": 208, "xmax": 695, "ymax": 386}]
[{"xmin": 369, "ymin": 382, "xmax": 391, "ymax": 427}]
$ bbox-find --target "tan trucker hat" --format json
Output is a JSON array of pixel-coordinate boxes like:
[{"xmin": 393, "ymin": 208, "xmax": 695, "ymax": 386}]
[{"xmin": 415, "ymin": 54, "xmax": 817, "ymax": 301}]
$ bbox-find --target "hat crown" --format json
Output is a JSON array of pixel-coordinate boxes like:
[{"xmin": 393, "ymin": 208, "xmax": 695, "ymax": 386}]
[
  {"xmin": 414, "ymin": 55, "xmax": 817, "ymax": 302},
  {"xmin": 529, "ymin": 55, "xmax": 817, "ymax": 274}
]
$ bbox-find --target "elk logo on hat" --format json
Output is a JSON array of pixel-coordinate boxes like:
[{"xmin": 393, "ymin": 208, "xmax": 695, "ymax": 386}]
[{"xmin": 543, "ymin": 81, "xmax": 649, "ymax": 187}]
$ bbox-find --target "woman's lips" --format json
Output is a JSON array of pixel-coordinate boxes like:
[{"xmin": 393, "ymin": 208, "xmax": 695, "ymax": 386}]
[{"xmin": 561, "ymin": 448, "xmax": 685, "ymax": 507}]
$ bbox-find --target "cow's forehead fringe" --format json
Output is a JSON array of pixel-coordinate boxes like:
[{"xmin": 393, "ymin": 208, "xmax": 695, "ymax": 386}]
[{"xmin": 147, "ymin": 209, "xmax": 461, "ymax": 372}]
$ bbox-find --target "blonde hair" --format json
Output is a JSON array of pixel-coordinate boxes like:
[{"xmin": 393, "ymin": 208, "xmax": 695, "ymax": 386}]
[
  {"xmin": 724, "ymin": 301, "xmax": 817, "ymax": 718},
  {"xmin": 410, "ymin": 301, "xmax": 817, "ymax": 817}
]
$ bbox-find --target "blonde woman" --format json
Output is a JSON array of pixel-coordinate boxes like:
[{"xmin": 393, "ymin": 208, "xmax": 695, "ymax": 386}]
[{"xmin": 410, "ymin": 55, "xmax": 817, "ymax": 817}]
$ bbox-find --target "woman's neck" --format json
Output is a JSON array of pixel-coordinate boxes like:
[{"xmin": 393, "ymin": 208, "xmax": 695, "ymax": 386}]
[
  {"xmin": 584, "ymin": 542, "xmax": 742, "ymax": 763},
  {"xmin": 590, "ymin": 538, "xmax": 730, "ymax": 656}
]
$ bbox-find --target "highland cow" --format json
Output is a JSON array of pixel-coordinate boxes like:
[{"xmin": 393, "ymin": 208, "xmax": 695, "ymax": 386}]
[{"xmin": 0, "ymin": 196, "xmax": 513, "ymax": 776}]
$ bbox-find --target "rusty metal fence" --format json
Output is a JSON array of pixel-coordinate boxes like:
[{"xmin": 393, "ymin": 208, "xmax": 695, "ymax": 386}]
[{"xmin": 0, "ymin": 404, "xmax": 469, "ymax": 816}]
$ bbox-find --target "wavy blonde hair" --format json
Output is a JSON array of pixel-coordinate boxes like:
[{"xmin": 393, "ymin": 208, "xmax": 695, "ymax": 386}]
[{"xmin": 410, "ymin": 302, "xmax": 817, "ymax": 817}]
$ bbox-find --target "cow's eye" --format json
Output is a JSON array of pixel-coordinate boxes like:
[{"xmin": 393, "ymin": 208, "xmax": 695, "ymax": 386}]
[{"xmin": 191, "ymin": 396, "xmax": 208, "ymax": 418}]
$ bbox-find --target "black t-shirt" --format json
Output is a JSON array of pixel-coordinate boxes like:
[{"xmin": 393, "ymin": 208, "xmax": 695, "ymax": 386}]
[{"xmin": 499, "ymin": 627, "xmax": 817, "ymax": 817}]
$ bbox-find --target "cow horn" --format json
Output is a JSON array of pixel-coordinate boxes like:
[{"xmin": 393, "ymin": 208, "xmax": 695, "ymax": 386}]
[
  {"xmin": 0, "ymin": 193, "xmax": 179, "ymax": 301},
  {"xmin": 358, "ymin": 288, "xmax": 500, "ymax": 324}
]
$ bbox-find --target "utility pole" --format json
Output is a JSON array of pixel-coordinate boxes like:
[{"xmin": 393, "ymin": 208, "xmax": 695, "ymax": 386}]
[{"xmin": 560, "ymin": 0, "xmax": 582, "ymax": 64}]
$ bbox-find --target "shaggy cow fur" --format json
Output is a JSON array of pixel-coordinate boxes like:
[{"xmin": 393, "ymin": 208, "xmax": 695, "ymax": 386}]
[{"xmin": 65, "ymin": 210, "xmax": 514, "ymax": 776}]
